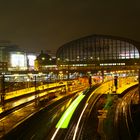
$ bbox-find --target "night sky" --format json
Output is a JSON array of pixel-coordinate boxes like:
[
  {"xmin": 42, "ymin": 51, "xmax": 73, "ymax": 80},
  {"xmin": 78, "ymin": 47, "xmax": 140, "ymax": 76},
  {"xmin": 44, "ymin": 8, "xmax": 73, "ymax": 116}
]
[{"xmin": 0, "ymin": 0, "xmax": 140, "ymax": 54}]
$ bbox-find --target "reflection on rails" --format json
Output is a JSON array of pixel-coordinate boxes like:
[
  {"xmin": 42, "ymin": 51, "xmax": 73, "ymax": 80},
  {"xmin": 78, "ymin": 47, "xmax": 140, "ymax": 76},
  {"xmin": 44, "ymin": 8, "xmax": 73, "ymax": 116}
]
[
  {"xmin": 0, "ymin": 77, "xmax": 139, "ymax": 140},
  {"xmin": 0, "ymin": 84, "xmax": 67, "ymax": 114}
]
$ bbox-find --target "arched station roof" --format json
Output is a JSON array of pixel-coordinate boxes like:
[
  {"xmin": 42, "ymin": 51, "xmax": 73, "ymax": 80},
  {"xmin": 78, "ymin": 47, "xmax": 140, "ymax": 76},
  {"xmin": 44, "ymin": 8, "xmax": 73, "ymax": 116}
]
[{"xmin": 56, "ymin": 34, "xmax": 140, "ymax": 68}]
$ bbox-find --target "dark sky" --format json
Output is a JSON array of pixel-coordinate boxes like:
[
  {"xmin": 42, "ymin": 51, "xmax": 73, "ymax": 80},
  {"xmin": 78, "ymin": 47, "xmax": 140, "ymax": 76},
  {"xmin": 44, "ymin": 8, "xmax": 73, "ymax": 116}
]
[{"xmin": 0, "ymin": 0, "xmax": 140, "ymax": 53}]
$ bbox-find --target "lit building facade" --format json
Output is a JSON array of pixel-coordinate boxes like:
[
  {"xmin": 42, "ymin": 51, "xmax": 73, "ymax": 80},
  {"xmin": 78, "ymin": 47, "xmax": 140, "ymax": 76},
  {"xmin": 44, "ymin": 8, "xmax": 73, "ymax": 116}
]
[
  {"xmin": 0, "ymin": 41, "xmax": 37, "ymax": 72},
  {"xmin": 9, "ymin": 52, "xmax": 27, "ymax": 70},
  {"xmin": 27, "ymin": 54, "xmax": 37, "ymax": 70},
  {"xmin": 56, "ymin": 35, "xmax": 140, "ymax": 72},
  {"xmin": 35, "ymin": 51, "xmax": 57, "ymax": 71},
  {"xmin": 9, "ymin": 52, "xmax": 37, "ymax": 71},
  {"xmin": 0, "ymin": 41, "xmax": 20, "ymax": 71}
]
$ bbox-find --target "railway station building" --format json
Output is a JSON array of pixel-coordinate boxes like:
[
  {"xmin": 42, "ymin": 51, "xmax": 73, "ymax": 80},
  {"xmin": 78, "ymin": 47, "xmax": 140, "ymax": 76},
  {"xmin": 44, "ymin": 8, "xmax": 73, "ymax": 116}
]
[{"xmin": 56, "ymin": 34, "xmax": 140, "ymax": 76}]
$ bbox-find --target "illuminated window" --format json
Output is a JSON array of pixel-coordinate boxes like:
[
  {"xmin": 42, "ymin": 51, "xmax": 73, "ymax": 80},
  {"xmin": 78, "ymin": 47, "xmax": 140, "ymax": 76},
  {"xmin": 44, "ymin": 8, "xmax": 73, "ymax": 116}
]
[{"xmin": 42, "ymin": 57, "xmax": 45, "ymax": 60}]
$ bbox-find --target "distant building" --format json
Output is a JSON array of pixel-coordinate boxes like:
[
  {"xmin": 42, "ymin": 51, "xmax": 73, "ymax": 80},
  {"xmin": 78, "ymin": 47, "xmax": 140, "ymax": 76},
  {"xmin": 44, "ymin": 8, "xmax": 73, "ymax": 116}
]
[
  {"xmin": 0, "ymin": 62, "xmax": 8, "ymax": 72},
  {"xmin": 27, "ymin": 53, "xmax": 37, "ymax": 71},
  {"xmin": 0, "ymin": 41, "xmax": 20, "ymax": 62},
  {"xmin": 0, "ymin": 41, "xmax": 20, "ymax": 72},
  {"xmin": 0, "ymin": 41, "xmax": 37, "ymax": 72},
  {"xmin": 9, "ymin": 51, "xmax": 27, "ymax": 71},
  {"xmin": 56, "ymin": 34, "xmax": 140, "ymax": 72},
  {"xmin": 35, "ymin": 50, "xmax": 56, "ymax": 71}
]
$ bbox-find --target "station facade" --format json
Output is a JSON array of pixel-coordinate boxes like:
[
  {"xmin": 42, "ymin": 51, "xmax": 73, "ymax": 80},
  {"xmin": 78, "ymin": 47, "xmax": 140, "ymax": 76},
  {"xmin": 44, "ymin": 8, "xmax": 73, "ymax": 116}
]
[{"xmin": 56, "ymin": 34, "xmax": 140, "ymax": 74}]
